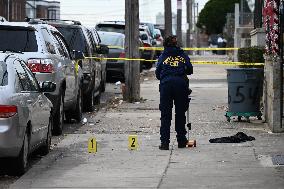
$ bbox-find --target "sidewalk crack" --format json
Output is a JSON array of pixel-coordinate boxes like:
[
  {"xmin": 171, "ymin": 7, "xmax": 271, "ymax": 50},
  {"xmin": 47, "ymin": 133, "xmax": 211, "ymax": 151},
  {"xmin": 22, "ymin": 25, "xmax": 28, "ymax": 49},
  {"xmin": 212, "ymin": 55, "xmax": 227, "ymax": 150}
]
[{"xmin": 157, "ymin": 142, "xmax": 174, "ymax": 189}]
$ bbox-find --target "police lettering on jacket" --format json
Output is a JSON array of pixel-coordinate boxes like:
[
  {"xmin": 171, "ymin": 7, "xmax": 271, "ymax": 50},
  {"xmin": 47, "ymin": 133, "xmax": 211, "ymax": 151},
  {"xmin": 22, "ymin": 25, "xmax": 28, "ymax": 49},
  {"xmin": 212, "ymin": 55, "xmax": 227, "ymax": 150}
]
[{"xmin": 163, "ymin": 56, "xmax": 185, "ymax": 67}]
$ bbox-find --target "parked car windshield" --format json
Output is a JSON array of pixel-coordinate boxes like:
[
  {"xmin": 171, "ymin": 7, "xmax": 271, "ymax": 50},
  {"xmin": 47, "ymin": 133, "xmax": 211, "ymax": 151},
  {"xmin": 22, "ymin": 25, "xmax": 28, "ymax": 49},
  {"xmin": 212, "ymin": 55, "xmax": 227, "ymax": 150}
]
[
  {"xmin": 99, "ymin": 34, "xmax": 124, "ymax": 48},
  {"xmin": 96, "ymin": 24, "xmax": 125, "ymax": 34},
  {"xmin": 0, "ymin": 62, "xmax": 8, "ymax": 86},
  {"xmin": 0, "ymin": 28, "xmax": 38, "ymax": 52},
  {"xmin": 56, "ymin": 27, "xmax": 88, "ymax": 53}
]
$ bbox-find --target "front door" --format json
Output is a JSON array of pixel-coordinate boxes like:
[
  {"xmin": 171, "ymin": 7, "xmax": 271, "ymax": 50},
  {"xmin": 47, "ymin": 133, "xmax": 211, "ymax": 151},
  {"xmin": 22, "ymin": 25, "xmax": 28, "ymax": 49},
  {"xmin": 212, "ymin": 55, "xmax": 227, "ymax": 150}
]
[
  {"xmin": 14, "ymin": 60, "xmax": 49, "ymax": 146},
  {"xmin": 53, "ymin": 32, "xmax": 78, "ymax": 104}
]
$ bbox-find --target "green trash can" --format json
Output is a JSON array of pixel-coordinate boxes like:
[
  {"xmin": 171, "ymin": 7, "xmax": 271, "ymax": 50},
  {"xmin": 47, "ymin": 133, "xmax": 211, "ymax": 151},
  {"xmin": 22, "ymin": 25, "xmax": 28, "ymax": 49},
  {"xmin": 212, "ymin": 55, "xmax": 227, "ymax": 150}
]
[{"xmin": 225, "ymin": 68, "xmax": 264, "ymax": 122}]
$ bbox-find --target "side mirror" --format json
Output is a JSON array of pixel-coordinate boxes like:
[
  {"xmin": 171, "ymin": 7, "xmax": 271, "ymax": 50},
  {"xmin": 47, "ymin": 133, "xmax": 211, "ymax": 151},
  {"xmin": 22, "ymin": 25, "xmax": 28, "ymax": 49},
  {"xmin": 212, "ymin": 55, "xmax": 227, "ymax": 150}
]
[
  {"xmin": 41, "ymin": 81, "xmax": 56, "ymax": 93},
  {"xmin": 140, "ymin": 34, "xmax": 148, "ymax": 41},
  {"xmin": 98, "ymin": 45, "xmax": 109, "ymax": 54},
  {"xmin": 71, "ymin": 50, "xmax": 84, "ymax": 60}
]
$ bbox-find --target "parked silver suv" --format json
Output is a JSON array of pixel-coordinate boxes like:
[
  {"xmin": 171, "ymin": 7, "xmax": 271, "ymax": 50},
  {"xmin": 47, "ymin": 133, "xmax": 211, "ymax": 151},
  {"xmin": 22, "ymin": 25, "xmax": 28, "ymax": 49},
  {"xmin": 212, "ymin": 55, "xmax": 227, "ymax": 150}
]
[{"xmin": 0, "ymin": 21, "xmax": 83, "ymax": 135}]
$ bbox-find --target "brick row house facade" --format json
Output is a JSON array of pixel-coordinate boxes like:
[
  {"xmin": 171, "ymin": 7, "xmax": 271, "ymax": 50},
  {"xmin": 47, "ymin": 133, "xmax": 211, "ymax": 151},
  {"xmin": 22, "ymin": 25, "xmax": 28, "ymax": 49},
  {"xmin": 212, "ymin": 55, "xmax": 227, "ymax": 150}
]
[
  {"xmin": 0, "ymin": 0, "xmax": 26, "ymax": 21},
  {"xmin": 0, "ymin": 0, "xmax": 60, "ymax": 21},
  {"xmin": 26, "ymin": 0, "xmax": 60, "ymax": 20}
]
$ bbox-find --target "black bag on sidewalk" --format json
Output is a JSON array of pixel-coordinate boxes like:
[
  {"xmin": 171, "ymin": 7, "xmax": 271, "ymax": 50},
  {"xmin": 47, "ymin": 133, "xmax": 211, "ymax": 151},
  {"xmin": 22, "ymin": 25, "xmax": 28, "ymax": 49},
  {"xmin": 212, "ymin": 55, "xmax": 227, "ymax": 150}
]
[{"xmin": 209, "ymin": 132, "xmax": 255, "ymax": 143}]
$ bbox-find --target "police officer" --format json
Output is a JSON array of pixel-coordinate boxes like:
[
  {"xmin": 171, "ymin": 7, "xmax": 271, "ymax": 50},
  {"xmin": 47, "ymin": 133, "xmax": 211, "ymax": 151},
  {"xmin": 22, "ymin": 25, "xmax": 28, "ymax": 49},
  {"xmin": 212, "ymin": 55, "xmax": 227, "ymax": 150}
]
[{"xmin": 155, "ymin": 36, "xmax": 193, "ymax": 150}]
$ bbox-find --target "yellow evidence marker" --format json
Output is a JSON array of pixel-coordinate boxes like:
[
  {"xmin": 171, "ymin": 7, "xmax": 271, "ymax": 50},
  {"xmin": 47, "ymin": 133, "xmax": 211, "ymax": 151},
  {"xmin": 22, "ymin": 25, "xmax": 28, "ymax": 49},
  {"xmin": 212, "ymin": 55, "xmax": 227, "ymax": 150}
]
[
  {"xmin": 128, "ymin": 135, "xmax": 138, "ymax": 150},
  {"xmin": 88, "ymin": 137, "xmax": 97, "ymax": 153}
]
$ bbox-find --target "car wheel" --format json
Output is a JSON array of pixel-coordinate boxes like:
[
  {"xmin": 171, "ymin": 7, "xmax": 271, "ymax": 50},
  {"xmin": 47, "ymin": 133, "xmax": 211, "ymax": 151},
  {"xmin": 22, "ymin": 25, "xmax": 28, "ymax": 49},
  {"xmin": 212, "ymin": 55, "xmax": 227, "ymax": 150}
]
[
  {"xmin": 101, "ymin": 80, "xmax": 106, "ymax": 92},
  {"xmin": 100, "ymin": 71, "xmax": 106, "ymax": 92},
  {"xmin": 39, "ymin": 116, "xmax": 52, "ymax": 156},
  {"xmin": 15, "ymin": 131, "xmax": 29, "ymax": 175},
  {"xmin": 52, "ymin": 94, "xmax": 64, "ymax": 135},
  {"xmin": 65, "ymin": 89, "xmax": 82, "ymax": 123},
  {"xmin": 144, "ymin": 63, "xmax": 153, "ymax": 69},
  {"xmin": 64, "ymin": 111, "xmax": 72, "ymax": 123},
  {"xmin": 73, "ymin": 89, "xmax": 83, "ymax": 122},
  {"xmin": 94, "ymin": 93, "xmax": 101, "ymax": 105},
  {"xmin": 140, "ymin": 63, "xmax": 143, "ymax": 73},
  {"xmin": 83, "ymin": 89, "xmax": 94, "ymax": 112}
]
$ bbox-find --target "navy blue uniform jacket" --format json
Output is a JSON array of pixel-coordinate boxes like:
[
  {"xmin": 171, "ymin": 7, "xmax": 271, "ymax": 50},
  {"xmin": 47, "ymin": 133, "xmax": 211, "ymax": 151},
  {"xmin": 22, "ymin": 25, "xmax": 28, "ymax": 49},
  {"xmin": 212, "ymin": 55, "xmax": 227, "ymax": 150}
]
[{"xmin": 155, "ymin": 47, "xmax": 193, "ymax": 83}]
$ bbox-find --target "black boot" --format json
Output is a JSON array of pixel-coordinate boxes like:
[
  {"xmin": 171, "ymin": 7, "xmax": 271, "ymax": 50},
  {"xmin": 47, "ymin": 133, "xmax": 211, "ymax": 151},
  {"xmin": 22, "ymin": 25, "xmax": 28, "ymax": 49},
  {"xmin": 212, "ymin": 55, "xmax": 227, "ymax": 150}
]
[{"xmin": 159, "ymin": 143, "xmax": 169, "ymax": 150}]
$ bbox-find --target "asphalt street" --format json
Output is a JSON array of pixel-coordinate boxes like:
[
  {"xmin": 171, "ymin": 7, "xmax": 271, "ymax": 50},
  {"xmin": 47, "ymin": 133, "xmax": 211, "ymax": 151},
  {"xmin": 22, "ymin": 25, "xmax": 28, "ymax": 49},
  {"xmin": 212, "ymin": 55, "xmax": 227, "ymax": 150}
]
[{"xmin": 1, "ymin": 64, "xmax": 284, "ymax": 189}]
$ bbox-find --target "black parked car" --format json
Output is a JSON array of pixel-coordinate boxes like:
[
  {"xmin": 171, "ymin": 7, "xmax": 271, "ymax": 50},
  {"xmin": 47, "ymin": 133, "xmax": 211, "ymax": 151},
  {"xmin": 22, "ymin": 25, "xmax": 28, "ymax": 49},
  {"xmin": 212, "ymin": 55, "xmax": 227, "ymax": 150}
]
[
  {"xmin": 98, "ymin": 31, "xmax": 126, "ymax": 80},
  {"xmin": 88, "ymin": 27, "xmax": 108, "ymax": 92}
]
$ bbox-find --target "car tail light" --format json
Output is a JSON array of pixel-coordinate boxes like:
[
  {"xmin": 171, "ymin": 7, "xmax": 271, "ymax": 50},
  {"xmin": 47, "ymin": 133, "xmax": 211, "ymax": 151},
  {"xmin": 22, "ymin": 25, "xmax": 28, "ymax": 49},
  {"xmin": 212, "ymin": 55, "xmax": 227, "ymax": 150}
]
[
  {"xmin": 143, "ymin": 43, "xmax": 151, "ymax": 47},
  {"xmin": 119, "ymin": 52, "xmax": 125, "ymax": 59},
  {"xmin": 0, "ymin": 105, "xmax": 17, "ymax": 118},
  {"xmin": 28, "ymin": 59, "xmax": 54, "ymax": 73}
]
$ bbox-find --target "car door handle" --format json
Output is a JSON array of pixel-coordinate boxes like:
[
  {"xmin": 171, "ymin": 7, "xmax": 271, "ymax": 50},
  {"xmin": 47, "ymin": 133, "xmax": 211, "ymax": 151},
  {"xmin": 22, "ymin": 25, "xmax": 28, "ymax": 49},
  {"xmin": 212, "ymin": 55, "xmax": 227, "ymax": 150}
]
[
  {"xmin": 38, "ymin": 100, "xmax": 44, "ymax": 107},
  {"xmin": 27, "ymin": 100, "xmax": 33, "ymax": 104}
]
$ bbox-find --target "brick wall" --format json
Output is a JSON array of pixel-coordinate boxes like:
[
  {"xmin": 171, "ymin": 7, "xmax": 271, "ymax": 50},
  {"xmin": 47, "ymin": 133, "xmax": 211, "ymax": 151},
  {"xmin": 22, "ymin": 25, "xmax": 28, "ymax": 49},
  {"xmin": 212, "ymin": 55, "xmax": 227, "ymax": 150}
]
[
  {"xmin": 0, "ymin": 0, "xmax": 7, "ymax": 20},
  {"xmin": 0, "ymin": 0, "xmax": 26, "ymax": 21},
  {"xmin": 36, "ymin": 5, "xmax": 48, "ymax": 18}
]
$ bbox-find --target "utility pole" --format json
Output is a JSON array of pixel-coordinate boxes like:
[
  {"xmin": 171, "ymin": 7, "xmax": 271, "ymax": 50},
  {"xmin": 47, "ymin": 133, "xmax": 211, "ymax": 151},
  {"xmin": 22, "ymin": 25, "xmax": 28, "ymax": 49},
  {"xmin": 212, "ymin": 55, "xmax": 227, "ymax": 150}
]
[
  {"xmin": 164, "ymin": 0, "xmax": 172, "ymax": 37},
  {"xmin": 186, "ymin": 0, "xmax": 192, "ymax": 51},
  {"xmin": 194, "ymin": 2, "xmax": 199, "ymax": 49},
  {"xmin": 193, "ymin": 0, "xmax": 196, "ymax": 50},
  {"xmin": 196, "ymin": 2, "xmax": 199, "ymax": 54},
  {"xmin": 177, "ymin": 0, "xmax": 182, "ymax": 45},
  {"xmin": 240, "ymin": 0, "xmax": 244, "ymax": 25},
  {"xmin": 124, "ymin": 0, "xmax": 140, "ymax": 102}
]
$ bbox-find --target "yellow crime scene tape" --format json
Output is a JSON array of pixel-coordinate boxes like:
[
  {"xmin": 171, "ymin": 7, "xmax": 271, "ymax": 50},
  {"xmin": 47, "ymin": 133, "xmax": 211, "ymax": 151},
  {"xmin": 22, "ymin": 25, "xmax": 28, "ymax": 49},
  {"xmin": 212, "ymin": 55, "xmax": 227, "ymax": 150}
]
[
  {"xmin": 79, "ymin": 56, "xmax": 264, "ymax": 66},
  {"xmin": 105, "ymin": 45, "xmax": 125, "ymax": 50},
  {"xmin": 139, "ymin": 47, "xmax": 239, "ymax": 51},
  {"xmin": 191, "ymin": 61, "xmax": 264, "ymax": 66},
  {"xmin": 105, "ymin": 46, "xmax": 239, "ymax": 51},
  {"xmin": 75, "ymin": 47, "xmax": 262, "ymax": 66}
]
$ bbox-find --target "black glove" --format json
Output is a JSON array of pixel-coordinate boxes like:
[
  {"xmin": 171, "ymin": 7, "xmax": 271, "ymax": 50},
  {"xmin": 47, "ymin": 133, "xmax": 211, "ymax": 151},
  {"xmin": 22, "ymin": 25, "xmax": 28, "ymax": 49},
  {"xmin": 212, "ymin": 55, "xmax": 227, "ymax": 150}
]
[{"xmin": 185, "ymin": 66, "xmax": 193, "ymax": 75}]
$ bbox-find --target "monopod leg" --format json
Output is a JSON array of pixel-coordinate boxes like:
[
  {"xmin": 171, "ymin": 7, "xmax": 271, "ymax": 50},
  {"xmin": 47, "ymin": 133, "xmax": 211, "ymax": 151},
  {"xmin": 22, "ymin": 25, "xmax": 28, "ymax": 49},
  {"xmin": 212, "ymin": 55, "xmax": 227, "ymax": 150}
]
[
  {"xmin": 186, "ymin": 88, "xmax": 196, "ymax": 147},
  {"xmin": 186, "ymin": 98, "xmax": 191, "ymax": 140}
]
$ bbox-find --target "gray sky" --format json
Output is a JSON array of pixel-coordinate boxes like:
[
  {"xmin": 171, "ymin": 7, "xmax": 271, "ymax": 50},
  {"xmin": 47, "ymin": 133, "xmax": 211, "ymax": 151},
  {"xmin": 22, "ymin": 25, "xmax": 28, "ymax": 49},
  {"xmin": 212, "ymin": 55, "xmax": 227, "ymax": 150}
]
[{"xmin": 58, "ymin": 0, "xmax": 208, "ymax": 28}]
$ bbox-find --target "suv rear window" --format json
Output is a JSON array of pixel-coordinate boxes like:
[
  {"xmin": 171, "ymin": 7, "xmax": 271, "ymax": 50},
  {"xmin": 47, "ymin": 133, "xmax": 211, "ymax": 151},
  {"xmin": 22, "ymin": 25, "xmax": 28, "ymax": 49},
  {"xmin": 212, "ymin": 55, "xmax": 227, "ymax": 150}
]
[
  {"xmin": 0, "ymin": 27, "xmax": 38, "ymax": 52},
  {"xmin": 96, "ymin": 24, "xmax": 125, "ymax": 34},
  {"xmin": 99, "ymin": 34, "xmax": 124, "ymax": 47},
  {"xmin": 0, "ymin": 62, "xmax": 8, "ymax": 86},
  {"xmin": 56, "ymin": 27, "xmax": 88, "ymax": 53}
]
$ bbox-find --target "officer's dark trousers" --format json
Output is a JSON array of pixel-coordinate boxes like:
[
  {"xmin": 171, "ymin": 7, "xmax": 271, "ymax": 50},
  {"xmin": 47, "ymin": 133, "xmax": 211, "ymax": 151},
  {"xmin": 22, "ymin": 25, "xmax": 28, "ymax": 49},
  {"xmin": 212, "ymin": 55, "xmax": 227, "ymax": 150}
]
[{"xmin": 159, "ymin": 76, "xmax": 189, "ymax": 145}]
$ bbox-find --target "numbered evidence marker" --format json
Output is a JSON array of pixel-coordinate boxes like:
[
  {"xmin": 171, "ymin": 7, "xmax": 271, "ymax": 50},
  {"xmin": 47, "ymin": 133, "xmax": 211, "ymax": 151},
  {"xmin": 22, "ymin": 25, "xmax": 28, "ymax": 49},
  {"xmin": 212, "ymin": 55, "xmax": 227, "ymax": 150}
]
[
  {"xmin": 128, "ymin": 135, "xmax": 138, "ymax": 150},
  {"xmin": 88, "ymin": 137, "xmax": 97, "ymax": 153}
]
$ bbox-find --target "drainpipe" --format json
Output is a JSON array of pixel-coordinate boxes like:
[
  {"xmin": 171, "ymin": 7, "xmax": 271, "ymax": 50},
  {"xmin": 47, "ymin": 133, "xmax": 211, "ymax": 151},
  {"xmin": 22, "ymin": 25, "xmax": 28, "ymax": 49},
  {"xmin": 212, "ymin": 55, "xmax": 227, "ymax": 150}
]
[
  {"xmin": 34, "ymin": 0, "xmax": 36, "ymax": 18},
  {"xmin": 7, "ymin": 0, "xmax": 10, "ymax": 21}
]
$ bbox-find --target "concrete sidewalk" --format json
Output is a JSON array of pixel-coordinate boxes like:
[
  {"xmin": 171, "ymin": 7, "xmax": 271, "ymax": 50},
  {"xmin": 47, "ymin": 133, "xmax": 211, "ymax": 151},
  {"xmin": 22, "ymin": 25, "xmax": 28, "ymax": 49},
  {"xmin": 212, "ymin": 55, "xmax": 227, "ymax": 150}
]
[{"xmin": 10, "ymin": 65, "xmax": 284, "ymax": 189}]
